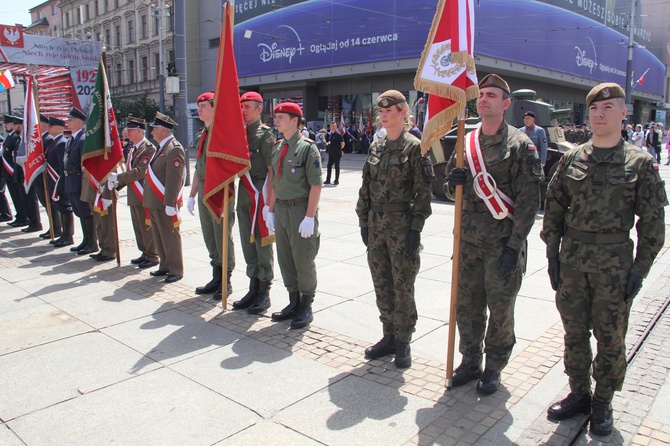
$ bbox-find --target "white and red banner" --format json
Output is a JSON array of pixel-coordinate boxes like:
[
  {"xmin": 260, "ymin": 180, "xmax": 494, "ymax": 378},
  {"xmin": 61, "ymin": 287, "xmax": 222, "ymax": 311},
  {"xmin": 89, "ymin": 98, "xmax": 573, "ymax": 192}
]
[
  {"xmin": 414, "ymin": 0, "xmax": 478, "ymax": 154},
  {"xmin": 16, "ymin": 74, "xmax": 46, "ymax": 192}
]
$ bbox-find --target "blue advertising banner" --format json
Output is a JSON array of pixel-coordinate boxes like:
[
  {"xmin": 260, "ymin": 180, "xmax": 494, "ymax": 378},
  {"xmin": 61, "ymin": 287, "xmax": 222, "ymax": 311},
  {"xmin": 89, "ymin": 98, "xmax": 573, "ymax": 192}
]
[{"xmin": 233, "ymin": 0, "xmax": 665, "ymax": 97}]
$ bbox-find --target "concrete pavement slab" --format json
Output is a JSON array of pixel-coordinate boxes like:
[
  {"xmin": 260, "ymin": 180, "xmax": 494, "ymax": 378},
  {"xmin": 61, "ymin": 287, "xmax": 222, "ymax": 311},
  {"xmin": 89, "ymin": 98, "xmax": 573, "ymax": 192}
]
[
  {"xmin": 514, "ymin": 295, "xmax": 561, "ymax": 342},
  {"xmin": 0, "ymin": 424, "xmax": 24, "ymax": 446},
  {"xmin": 0, "ymin": 280, "xmax": 43, "ymax": 314},
  {"xmin": 0, "ymin": 331, "xmax": 162, "ymax": 420},
  {"xmin": 101, "ymin": 308, "xmax": 241, "ymax": 372},
  {"xmin": 8, "ymin": 367, "xmax": 258, "ymax": 446},
  {"xmin": 13, "ymin": 276, "xmax": 120, "ymax": 304},
  {"xmin": 316, "ymin": 261, "xmax": 374, "ymax": 300},
  {"xmin": 171, "ymin": 335, "xmax": 342, "ymax": 418},
  {"xmin": 0, "ymin": 304, "xmax": 92, "ymax": 355},
  {"xmin": 216, "ymin": 420, "xmax": 322, "ymax": 445},
  {"xmin": 275, "ymin": 374, "xmax": 446, "ymax": 446}
]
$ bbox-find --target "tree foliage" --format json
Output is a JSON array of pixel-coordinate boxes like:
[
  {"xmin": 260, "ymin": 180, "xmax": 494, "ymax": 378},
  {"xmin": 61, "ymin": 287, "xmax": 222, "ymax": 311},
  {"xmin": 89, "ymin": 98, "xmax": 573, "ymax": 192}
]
[{"xmin": 112, "ymin": 92, "xmax": 159, "ymax": 125}]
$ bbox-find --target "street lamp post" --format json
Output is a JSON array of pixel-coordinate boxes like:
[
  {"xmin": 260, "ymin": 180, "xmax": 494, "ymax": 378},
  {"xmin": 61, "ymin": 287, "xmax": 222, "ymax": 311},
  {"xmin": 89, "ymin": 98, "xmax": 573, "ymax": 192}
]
[
  {"xmin": 624, "ymin": 0, "xmax": 637, "ymax": 116},
  {"xmin": 151, "ymin": 0, "xmax": 170, "ymax": 113}
]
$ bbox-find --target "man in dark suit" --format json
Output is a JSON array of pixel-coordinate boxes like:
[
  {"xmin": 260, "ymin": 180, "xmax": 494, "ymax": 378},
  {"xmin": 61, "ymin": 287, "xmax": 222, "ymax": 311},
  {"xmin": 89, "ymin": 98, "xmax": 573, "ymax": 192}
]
[{"xmin": 44, "ymin": 117, "xmax": 75, "ymax": 247}]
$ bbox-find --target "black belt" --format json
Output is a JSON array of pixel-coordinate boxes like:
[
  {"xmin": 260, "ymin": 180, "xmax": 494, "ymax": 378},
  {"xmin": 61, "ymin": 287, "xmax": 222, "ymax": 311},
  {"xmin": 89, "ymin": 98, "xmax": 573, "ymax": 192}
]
[
  {"xmin": 565, "ymin": 227, "xmax": 630, "ymax": 244},
  {"xmin": 462, "ymin": 201, "xmax": 487, "ymax": 213},
  {"xmin": 371, "ymin": 202, "xmax": 410, "ymax": 213},
  {"xmin": 276, "ymin": 197, "xmax": 308, "ymax": 206},
  {"xmin": 63, "ymin": 169, "xmax": 81, "ymax": 177}
]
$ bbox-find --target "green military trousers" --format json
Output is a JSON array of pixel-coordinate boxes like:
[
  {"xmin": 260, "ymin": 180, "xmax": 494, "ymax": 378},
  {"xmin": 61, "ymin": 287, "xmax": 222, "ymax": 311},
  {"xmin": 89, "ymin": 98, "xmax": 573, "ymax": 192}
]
[
  {"xmin": 237, "ymin": 182, "xmax": 274, "ymax": 282},
  {"xmin": 274, "ymin": 201, "xmax": 318, "ymax": 294},
  {"xmin": 197, "ymin": 181, "xmax": 235, "ymax": 271}
]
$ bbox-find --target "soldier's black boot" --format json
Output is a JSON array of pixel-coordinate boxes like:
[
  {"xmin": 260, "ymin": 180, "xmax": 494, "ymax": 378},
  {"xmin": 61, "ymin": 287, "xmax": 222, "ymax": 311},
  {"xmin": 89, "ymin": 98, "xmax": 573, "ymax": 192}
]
[
  {"xmin": 53, "ymin": 213, "xmax": 74, "ymax": 247},
  {"xmin": 40, "ymin": 212, "xmax": 62, "ymax": 239},
  {"xmin": 590, "ymin": 399, "xmax": 613, "ymax": 436},
  {"xmin": 476, "ymin": 368, "xmax": 501, "ymax": 395},
  {"xmin": 248, "ymin": 280, "xmax": 271, "ymax": 314},
  {"xmin": 70, "ymin": 218, "xmax": 88, "ymax": 252},
  {"xmin": 547, "ymin": 392, "xmax": 592, "ymax": 420},
  {"xmin": 394, "ymin": 342, "xmax": 411, "ymax": 368},
  {"xmin": 365, "ymin": 335, "xmax": 396, "ymax": 359},
  {"xmin": 77, "ymin": 217, "xmax": 98, "ymax": 255},
  {"xmin": 212, "ymin": 270, "xmax": 233, "ymax": 301},
  {"xmin": 290, "ymin": 293, "xmax": 314, "ymax": 329},
  {"xmin": 196, "ymin": 266, "xmax": 222, "ymax": 295},
  {"xmin": 271, "ymin": 292, "xmax": 300, "ymax": 321},
  {"xmin": 232, "ymin": 278, "xmax": 259, "ymax": 309},
  {"xmin": 451, "ymin": 362, "xmax": 483, "ymax": 387}
]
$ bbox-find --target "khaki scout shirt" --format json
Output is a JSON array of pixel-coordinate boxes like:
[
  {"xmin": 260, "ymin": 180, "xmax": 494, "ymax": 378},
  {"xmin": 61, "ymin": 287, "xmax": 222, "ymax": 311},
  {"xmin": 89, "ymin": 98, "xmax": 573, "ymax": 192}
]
[{"xmin": 271, "ymin": 132, "xmax": 322, "ymax": 200}]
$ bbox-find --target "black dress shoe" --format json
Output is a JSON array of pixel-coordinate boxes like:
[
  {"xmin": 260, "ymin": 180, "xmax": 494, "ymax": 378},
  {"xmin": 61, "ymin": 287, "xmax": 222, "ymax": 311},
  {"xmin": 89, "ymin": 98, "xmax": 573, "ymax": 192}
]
[
  {"xmin": 150, "ymin": 269, "xmax": 169, "ymax": 277},
  {"xmin": 137, "ymin": 260, "xmax": 158, "ymax": 269},
  {"xmin": 95, "ymin": 254, "xmax": 116, "ymax": 262},
  {"xmin": 394, "ymin": 342, "xmax": 411, "ymax": 368},
  {"xmin": 89, "ymin": 252, "xmax": 102, "ymax": 258},
  {"xmin": 77, "ymin": 247, "xmax": 97, "ymax": 255},
  {"xmin": 365, "ymin": 335, "xmax": 396, "ymax": 359},
  {"xmin": 590, "ymin": 399, "xmax": 613, "ymax": 436},
  {"xmin": 8, "ymin": 219, "xmax": 29, "ymax": 227},
  {"xmin": 165, "ymin": 274, "xmax": 183, "ymax": 283},
  {"xmin": 547, "ymin": 392, "xmax": 591, "ymax": 421},
  {"xmin": 39, "ymin": 230, "xmax": 51, "ymax": 238},
  {"xmin": 130, "ymin": 256, "xmax": 146, "ymax": 265},
  {"xmin": 476, "ymin": 368, "xmax": 501, "ymax": 395},
  {"xmin": 21, "ymin": 225, "xmax": 43, "ymax": 233},
  {"xmin": 0, "ymin": 214, "xmax": 12, "ymax": 222},
  {"xmin": 451, "ymin": 362, "xmax": 483, "ymax": 387}
]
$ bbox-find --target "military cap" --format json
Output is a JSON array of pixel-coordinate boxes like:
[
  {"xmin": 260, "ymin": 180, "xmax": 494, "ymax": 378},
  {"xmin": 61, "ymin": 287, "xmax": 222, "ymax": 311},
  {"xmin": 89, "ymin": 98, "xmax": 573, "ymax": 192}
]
[
  {"xmin": 197, "ymin": 92, "xmax": 214, "ymax": 104},
  {"xmin": 586, "ymin": 83, "xmax": 625, "ymax": 107},
  {"xmin": 377, "ymin": 90, "xmax": 407, "ymax": 108},
  {"xmin": 523, "ymin": 111, "xmax": 536, "ymax": 119},
  {"xmin": 68, "ymin": 106, "xmax": 88, "ymax": 122},
  {"xmin": 39, "ymin": 113, "xmax": 49, "ymax": 124},
  {"xmin": 48, "ymin": 116, "xmax": 65, "ymax": 127},
  {"xmin": 273, "ymin": 102, "xmax": 302, "ymax": 117},
  {"xmin": 150, "ymin": 111, "xmax": 177, "ymax": 129},
  {"xmin": 240, "ymin": 91, "xmax": 263, "ymax": 103},
  {"xmin": 126, "ymin": 116, "xmax": 146, "ymax": 129},
  {"xmin": 12, "ymin": 115, "xmax": 23, "ymax": 124},
  {"xmin": 2, "ymin": 114, "xmax": 12, "ymax": 123},
  {"xmin": 478, "ymin": 73, "xmax": 510, "ymax": 95}
]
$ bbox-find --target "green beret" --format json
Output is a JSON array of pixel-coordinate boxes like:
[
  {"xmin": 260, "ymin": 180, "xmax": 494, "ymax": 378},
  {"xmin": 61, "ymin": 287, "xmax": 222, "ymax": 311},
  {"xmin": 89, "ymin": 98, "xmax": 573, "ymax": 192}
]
[
  {"xmin": 377, "ymin": 90, "xmax": 407, "ymax": 108},
  {"xmin": 478, "ymin": 74, "xmax": 510, "ymax": 95},
  {"xmin": 586, "ymin": 83, "xmax": 625, "ymax": 107}
]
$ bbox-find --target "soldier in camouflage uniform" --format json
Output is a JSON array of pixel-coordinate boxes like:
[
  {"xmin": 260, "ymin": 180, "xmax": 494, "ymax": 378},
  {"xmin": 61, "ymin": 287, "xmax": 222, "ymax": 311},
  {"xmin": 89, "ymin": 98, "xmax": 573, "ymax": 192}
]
[
  {"xmin": 231, "ymin": 92, "xmax": 276, "ymax": 314},
  {"xmin": 266, "ymin": 102, "xmax": 322, "ymax": 329},
  {"xmin": 446, "ymin": 74, "xmax": 543, "ymax": 394},
  {"xmin": 356, "ymin": 90, "xmax": 433, "ymax": 369},
  {"xmin": 542, "ymin": 83, "xmax": 666, "ymax": 436}
]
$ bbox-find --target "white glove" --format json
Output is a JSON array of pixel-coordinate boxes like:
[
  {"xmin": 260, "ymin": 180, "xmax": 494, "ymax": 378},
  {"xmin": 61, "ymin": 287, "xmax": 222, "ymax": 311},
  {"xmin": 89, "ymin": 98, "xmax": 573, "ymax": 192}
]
[
  {"xmin": 266, "ymin": 212, "xmax": 275, "ymax": 233},
  {"xmin": 298, "ymin": 216, "xmax": 315, "ymax": 238},
  {"xmin": 107, "ymin": 179, "xmax": 118, "ymax": 190},
  {"xmin": 101, "ymin": 198, "xmax": 112, "ymax": 211},
  {"xmin": 186, "ymin": 196, "xmax": 195, "ymax": 215},
  {"xmin": 262, "ymin": 205, "xmax": 270, "ymax": 223},
  {"xmin": 165, "ymin": 206, "xmax": 178, "ymax": 217}
]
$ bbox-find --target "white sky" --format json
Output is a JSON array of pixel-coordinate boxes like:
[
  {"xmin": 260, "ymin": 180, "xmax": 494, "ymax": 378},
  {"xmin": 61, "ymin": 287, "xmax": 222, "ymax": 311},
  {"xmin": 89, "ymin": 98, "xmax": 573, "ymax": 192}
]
[{"xmin": 1, "ymin": 4, "xmax": 43, "ymax": 28}]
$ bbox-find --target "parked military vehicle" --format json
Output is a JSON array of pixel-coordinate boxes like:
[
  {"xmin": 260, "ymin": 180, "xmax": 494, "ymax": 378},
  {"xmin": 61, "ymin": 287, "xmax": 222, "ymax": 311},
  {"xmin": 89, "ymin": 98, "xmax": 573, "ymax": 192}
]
[{"xmin": 430, "ymin": 90, "xmax": 572, "ymax": 203}]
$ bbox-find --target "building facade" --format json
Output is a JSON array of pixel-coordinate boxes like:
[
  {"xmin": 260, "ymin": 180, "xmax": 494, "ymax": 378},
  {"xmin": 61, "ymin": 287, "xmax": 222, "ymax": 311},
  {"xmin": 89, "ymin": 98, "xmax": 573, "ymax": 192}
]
[{"xmin": 26, "ymin": 0, "xmax": 61, "ymax": 37}]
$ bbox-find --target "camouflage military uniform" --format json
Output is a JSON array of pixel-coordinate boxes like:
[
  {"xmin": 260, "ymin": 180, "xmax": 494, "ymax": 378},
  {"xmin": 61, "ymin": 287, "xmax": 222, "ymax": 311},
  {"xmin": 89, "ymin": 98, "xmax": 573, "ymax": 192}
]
[
  {"xmin": 446, "ymin": 122, "xmax": 542, "ymax": 371},
  {"xmin": 195, "ymin": 126, "xmax": 235, "ymax": 272},
  {"xmin": 541, "ymin": 139, "xmax": 666, "ymax": 403},
  {"xmin": 271, "ymin": 132, "xmax": 322, "ymax": 294},
  {"xmin": 356, "ymin": 130, "xmax": 433, "ymax": 343},
  {"xmin": 237, "ymin": 119, "xmax": 275, "ymax": 282}
]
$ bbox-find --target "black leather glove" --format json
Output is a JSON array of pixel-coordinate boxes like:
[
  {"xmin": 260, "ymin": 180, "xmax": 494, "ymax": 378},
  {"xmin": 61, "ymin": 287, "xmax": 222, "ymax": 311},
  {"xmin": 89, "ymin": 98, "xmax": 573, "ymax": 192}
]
[
  {"xmin": 360, "ymin": 227, "xmax": 368, "ymax": 246},
  {"xmin": 406, "ymin": 229, "xmax": 421, "ymax": 254},
  {"xmin": 498, "ymin": 247, "xmax": 520, "ymax": 277},
  {"xmin": 448, "ymin": 167, "xmax": 468, "ymax": 186},
  {"xmin": 548, "ymin": 257, "xmax": 560, "ymax": 291},
  {"xmin": 624, "ymin": 273, "xmax": 643, "ymax": 303}
]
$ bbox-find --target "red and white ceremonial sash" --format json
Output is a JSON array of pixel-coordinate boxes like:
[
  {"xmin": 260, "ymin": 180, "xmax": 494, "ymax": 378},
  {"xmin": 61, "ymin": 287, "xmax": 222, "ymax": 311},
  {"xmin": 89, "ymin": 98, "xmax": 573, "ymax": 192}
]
[
  {"xmin": 146, "ymin": 164, "xmax": 183, "ymax": 229},
  {"xmin": 87, "ymin": 175, "xmax": 109, "ymax": 216},
  {"xmin": 127, "ymin": 146, "xmax": 151, "ymax": 227},
  {"xmin": 2, "ymin": 157, "xmax": 14, "ymax": 177},
  {"xmin": 46, "ymin": 163, "xmax": 60, "ymax": 201},
  {"xmin": 239, "ymin": 172, "xmax": 275, "ymax": 246},
  {"xmin": 464, "ymin": 128, "xmax": 515, "ymax": 220}
]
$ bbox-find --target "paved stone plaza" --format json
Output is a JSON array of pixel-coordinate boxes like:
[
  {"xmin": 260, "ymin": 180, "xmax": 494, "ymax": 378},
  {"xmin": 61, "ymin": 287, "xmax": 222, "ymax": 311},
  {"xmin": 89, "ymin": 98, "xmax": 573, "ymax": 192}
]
[{"xmin": 1, "ymin": 153, "xmax": 669, "ymax": 445}]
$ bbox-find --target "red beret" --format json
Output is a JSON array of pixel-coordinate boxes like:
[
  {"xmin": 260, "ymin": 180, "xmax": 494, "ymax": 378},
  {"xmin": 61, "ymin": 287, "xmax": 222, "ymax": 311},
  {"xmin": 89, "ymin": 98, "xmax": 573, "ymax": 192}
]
[
  {"xmin": 273, "ymin": 102, "xmax": 302, "ymax": 117},
  {"xmin": 240, "ymin": 91, "xmax": 263, "ymax": 103},
  {"xmin": 197, "ymin": 92, "xmax": 215, "ymax": 103}
]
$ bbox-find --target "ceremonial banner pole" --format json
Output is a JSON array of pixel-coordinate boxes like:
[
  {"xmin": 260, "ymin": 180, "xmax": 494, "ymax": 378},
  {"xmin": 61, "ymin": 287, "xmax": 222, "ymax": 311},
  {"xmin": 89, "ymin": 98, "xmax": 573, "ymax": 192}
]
[
  {"xmin": 32, "ymin": 74, "xmax": 55, "ymax": 241},
  {"xmin": 413, "ymin": 0, "xmax": 478, "ymax": 389},
  {"xmin": 221, "ymin": 184, "xmax": 230, "ymax": 309}
]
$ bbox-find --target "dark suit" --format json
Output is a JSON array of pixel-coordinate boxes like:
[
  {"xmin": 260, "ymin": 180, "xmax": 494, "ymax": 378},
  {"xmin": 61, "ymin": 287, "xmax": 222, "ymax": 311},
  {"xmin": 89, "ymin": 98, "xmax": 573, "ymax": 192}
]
[
  {"xmin": 64, "ymin": 129, "xmax": 92, "ymax": 218},
  {"xmin": 2, "ymin": 131, "xmax": 28, "ymax": 222}
]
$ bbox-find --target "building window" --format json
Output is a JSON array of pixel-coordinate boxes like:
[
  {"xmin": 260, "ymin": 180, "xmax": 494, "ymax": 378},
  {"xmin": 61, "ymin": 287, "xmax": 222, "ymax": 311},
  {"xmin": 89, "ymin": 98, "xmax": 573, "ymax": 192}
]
[
  {"xmin": 141, "ymin": 15, "xmax": 148, "ymax": 39},
  {"xmin": 85, "ymin": 5, "xmax": 90, "ymax": 21},
  {"xmin": 115, "ymin": 25, "xmax": 120, "ymax": 48},
  {"xmin": 114, "ymin": 0, "xmax": 119, "ymax": 9},
  {"xmin": 140, "ymin": 56, "xmax": 148, "ymax": 81},
  {"xmin": 105, "ymin": 0, "xmax": 109, "ymax": 12},
  {"xmin": 94, "ymin": 1, "xmax": 99, "ymax": 17},
  {"xmin": 51, "ymin": 4, "xmax": 57, "ymax": 15},
  {"xmin": 76, "ymin": 8, "xmax": 81, "ymax": 25},
  {"xmin": 37, "ymin": 11, "xmax": 43, "ymax": 20},
  {"xmin": 208, "ymin": 38, "xmax": 219, "ymax": 49},
  {"xmin": 167, "ymin": 11, "xmax": 173, "ymax": 32},
  {"xmin": 153, "ymin": 53, "xmax": 160, "ymax": 79},
  {"xmin": 128, "ymin": 59, "xmax": 135, "ymax": 84},
  {"xmin": 153, "ymin": 15, "xmax": 159, "ymax": 36},
  {"xmin": 116, "ymin": 63, "xmax": 122, "ymax": 86},
  {"xmin": 65, "ymin": 12, "xmax": 69, "ymax": 28},
  {"xmin": 127, "ymin": 20, "xmax": 134, "ymax": 43},
  {"xmin": 105, "ymin": 29, "xmax": 110, "ymax": 48}
]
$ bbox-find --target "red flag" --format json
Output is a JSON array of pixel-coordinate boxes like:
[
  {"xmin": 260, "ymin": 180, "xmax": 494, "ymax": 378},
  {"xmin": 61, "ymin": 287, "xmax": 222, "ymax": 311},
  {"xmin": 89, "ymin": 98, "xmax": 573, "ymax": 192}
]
[
  {"xmin": 636, "ymin": 68, "xmax": 650, "ymax": 86},
  {"xmin": 203, "ymin": 1, "xmax": 251, "ymax": 220},
  {"xmin": 18, "ymin": 74, "xmax": 46, "ymax": 192},
  {"xmin": 414, "ymin": 0, "xmax": 478, "ymax": 153}
]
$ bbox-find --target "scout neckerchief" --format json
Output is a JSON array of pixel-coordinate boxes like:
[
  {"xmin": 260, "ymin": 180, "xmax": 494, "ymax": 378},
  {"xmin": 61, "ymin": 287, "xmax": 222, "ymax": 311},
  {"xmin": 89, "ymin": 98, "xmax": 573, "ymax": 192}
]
[
  {"xmin": 127, "ymin": 139, "xmax": 151, "ymax": 227},
  {"xmin": 146, "ymin": 136, "xmax": 184, "ymax": 229},
  {"xmin": 464, "ymin": 127, "xmax": 515, "ymax": 220}
]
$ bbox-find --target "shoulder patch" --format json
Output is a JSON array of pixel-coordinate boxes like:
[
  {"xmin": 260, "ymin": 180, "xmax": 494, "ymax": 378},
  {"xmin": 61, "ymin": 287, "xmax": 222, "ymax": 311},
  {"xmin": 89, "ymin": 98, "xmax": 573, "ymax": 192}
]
[
  {"xmin": 313, "ymin": 159, "xmax": 320, "ymax": 168},
  {"xmin": 656, "ymin": 182, "xmax": 667, "ymax": 204},
  {"xmin": 173, "ymin": 157, "xmax": 182, "ymax": 168},
  {"xmin": 527, "ymin": 143, "xmax": 536, "ymax": 151},
  {"xmin": 141, "ymin": 156, "xmax": 150, "ymax": 164},
  {"xmin": 266, "ymin": 136, "xmax": 275, "ymax": 144}
]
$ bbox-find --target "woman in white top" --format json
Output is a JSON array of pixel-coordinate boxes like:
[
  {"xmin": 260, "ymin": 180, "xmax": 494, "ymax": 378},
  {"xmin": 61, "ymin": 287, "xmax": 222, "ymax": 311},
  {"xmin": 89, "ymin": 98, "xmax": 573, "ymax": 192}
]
[{"xmin": 631, "ymin": 124, "xmax": 645, "ymax": 148}]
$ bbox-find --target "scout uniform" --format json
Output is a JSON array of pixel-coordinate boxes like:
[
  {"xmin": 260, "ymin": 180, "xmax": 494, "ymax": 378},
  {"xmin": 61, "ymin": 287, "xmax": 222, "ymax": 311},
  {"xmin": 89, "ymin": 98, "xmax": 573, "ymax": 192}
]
[
  {"xmin": 144, "ymin": 112, "xmax": 185, "ymax": 281},
  {"xmin": 115, "ymin": 117, "xmax": 158, "ymax": 267},
  {"xmin": 542, "ymin": 83, "xmax": 666, "ymax": 435}
]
